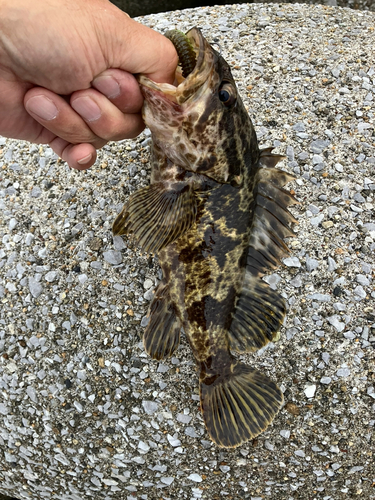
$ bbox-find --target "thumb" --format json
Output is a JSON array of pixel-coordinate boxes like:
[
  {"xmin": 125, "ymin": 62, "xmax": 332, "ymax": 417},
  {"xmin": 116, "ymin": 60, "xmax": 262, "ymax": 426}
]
[{"xmin": 95, "ymin": 8, "xmax": 178, "ymax": 84}]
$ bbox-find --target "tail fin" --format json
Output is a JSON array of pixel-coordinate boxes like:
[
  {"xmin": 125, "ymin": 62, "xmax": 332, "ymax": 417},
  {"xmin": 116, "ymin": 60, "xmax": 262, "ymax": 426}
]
[{"xmin": 200, "ymin": 362, "xmax": 283, "ymax": 448}]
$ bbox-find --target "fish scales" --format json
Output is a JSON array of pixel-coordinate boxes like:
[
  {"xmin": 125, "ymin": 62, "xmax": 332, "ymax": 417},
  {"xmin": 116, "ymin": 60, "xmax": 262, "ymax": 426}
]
[{"xmin": 113, "ymin": 28, "xmax": 297, "ymax": 448}]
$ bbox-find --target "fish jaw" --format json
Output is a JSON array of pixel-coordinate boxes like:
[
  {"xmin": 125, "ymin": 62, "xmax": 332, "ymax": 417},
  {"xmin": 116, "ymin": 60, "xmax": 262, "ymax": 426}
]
[{"xmin": 138, "ymin": 28, "xmax": 258, "ymax": 186}]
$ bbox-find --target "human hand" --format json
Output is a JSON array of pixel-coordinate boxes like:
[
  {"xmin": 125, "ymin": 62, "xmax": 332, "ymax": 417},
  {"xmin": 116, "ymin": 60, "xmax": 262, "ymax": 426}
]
[{"xmin": 0, "ymin": 0, "xmax": 177, "ymax": 169}]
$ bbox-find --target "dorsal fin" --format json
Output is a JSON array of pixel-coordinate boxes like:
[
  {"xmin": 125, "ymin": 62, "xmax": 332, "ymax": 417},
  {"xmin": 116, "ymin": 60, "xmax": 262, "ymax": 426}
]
[
  {"xmin": 228, "ymin": 151, "xmax": 298, "ymax": 353},
  {"xmin": 229, "ymin": 271, "xmax": 286, "ymax": 353},
  {"xmin": 248, "ymin": 149, "xmax": 299, "ymax": 277}
]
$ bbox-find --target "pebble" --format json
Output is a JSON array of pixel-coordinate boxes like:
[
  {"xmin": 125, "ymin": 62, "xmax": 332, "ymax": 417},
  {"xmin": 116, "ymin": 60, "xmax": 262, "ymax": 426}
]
[
  {"xmin": 142, "ymin": 400, "xmax": 159, "ymax": 414},
  {"xmin": 283, "ymin": 257, "xmax": 301, "ymax": 267},
  {"xmin": 304, "ymin": 385, "xmax": 317, "ymax": 398},
  {"xmin": 327, "ymin": 257, "xmax": 337, "ymax": 272},
  {"xmin": 188, "ymin": 474, "xmax": 203, "ymax": 483},
  {"xmin": 307, "ymin": 293, "xmax": 331, "ymax": 302},
  {"xmin": 160, "ymin": 477, "xmax": 174, "ymax": 485},
  {"xmin": 167, "ymin": 434, "xmax": 181, "ymax": 447},
  {"xmin": 354, "ymin": 286, "xmax": 366, "ymax": 299},
  {"xmin": 306, "ymin": 257, "xmax": 319, "ymax": 272},
  {"xmin": 320, "ymin": 377, "xmax": 332, "ymax": 385},
  {"xmin": 103, "ymin": 250, "xmax": 122, "ymax": 265},
  {"xmin": 28, "ymin": 277, "xmax": 43, "ymax": 298},
  {"xmin": 280, "ymin": 429, "xmax": 291, "ymax": 439},
  {"xmin": 143, "ymin": 278, "xmax": 154, "ymax": 289},
  {"xmin": 336, "ymin": 367, "xmax": 351, "ymax": 377},
  {"xmin": 45, "ymin": 271, "xmax": 58, "ymax": 282},
  {"xmin": 310, "ymin": 214, "xmax": 324, "ymax": 226}
]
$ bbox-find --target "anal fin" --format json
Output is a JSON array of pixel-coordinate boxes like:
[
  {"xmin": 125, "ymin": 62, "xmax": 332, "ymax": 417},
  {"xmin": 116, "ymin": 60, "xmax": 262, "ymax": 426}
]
[
  {"xmin": 113, "ymin": 181, "xmax": 197, "ymax": 254},
  {"xmin": 229, "ymin": 271, "xmax": 286, "ymax": 353},
  {"xmin": 143, "ymin": 281, "xmax": 181, "ymax": 360},
  {"xmin": 200, "ymin": 362, "xmax": 283, "ymax": 448}
]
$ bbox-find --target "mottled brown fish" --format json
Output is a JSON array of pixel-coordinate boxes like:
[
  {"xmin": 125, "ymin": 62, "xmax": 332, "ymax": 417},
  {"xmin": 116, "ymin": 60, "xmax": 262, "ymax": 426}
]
[{"xmin": 113, "ymin": 28, "xmax": 298, "ymax": 448}]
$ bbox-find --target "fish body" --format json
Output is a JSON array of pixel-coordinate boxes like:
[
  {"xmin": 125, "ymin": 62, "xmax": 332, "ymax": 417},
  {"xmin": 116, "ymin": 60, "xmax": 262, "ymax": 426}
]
[{"xmin": 114, "ymin": 28, "xmax": 297, "ymax": 447}]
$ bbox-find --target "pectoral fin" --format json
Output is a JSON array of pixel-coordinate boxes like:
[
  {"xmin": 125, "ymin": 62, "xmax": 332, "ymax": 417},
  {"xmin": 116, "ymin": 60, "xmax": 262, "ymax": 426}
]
[
  {"xmin": 143, "ymin": 281, "xmax": 181, "ymax": 360},
  {"xmin": 113, "ymin": 182, "xmax": 197, "ymax": 254}
]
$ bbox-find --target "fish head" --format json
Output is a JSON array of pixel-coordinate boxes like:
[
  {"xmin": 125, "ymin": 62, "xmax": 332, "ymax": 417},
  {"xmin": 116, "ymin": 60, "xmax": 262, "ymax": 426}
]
[{"xmin": 138, "ymin": 28, "xmax": 258, "ymax": 186}]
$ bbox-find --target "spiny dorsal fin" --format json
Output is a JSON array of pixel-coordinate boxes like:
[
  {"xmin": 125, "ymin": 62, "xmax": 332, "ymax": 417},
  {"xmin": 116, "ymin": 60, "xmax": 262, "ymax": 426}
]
[
  {"xmin": 259, "ymin": 146, "xmax": 286, "ymax": 170},
  {"xmin": 228, "ymin": 271, "xmax": 286, "ymax": 353},
  {"xmin": 143, "ymin": 281, "xmax": 181, "ymax": 360},
  {"xmin": 200, "ymin": 362, "xmax": 283, "ymax": 448},
  {"xmin": 113, "ymin": 181, "xmax": 197, "ymax": 254},
  {"xmin": 247, "ymin": 152, "xmax": 298, "ymax": 277}
]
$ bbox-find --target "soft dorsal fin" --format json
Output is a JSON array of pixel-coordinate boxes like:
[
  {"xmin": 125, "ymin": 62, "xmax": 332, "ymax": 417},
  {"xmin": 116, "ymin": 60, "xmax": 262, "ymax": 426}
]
[
  {"xmin": 228, "ymin": 149, "xmax": 298, "ymax": 353},
  {"xmin": 229, "ymin": 271, "xmax": 286, "ymax": 353},
  {"xmin": 113, "ymin": 181, "xmax": 197, "ymax": 254}
]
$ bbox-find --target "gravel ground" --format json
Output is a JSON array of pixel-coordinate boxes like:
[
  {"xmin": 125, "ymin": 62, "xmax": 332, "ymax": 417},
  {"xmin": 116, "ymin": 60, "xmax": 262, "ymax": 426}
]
[{"xmin": 1, "ymin": 3, "xmax": 375, "ymax": 500}]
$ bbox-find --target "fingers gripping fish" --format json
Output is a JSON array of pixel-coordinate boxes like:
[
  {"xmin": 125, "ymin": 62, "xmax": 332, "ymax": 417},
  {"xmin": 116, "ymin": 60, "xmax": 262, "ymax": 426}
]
[{"xmin": 113, "ymin": 28, "xmax": 298, "ymax": 448}]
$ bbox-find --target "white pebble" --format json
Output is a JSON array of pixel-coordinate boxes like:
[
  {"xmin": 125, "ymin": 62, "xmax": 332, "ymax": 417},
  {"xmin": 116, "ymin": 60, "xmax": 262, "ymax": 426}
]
[
  {"xmin": 304, "ymin": 384, "xmax": 316, "ymax": 398},
  {"xmin": 187, "ymin": 473, "xmax": 202, "ymax": 483},
  {"xmin": 327, "ymin": 315, "xmax": 345, "ymax": 332},
  {"xmin": 283, "ymin": 257, "xmax": 301, "ymax": 267}
]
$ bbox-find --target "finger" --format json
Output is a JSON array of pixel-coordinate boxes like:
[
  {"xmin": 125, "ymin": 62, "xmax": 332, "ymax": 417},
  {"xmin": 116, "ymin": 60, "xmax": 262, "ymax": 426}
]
[
  {"xmin": 24, "ymin": 87, "xmax": 104, "ymax": 147},
  {"xmin": 70, "ymin": 88, "xmax": 145, "ymax": 141},
  {"xmin": 99, "ymin": 15, "xmax": 178, "ymax": 84},
  {"xmin": 91, "ymin": 69, "xmax": 143, "ymax": 114},
  {"xmin": 49, "ymin": 137, "xmax": 98, "ymax": 170}
]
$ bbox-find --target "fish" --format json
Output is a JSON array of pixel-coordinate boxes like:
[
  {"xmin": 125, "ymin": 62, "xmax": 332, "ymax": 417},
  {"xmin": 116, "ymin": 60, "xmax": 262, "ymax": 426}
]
[{"xmin": 113, "ymin": 28, "xmax": 298, "ymax": 448}]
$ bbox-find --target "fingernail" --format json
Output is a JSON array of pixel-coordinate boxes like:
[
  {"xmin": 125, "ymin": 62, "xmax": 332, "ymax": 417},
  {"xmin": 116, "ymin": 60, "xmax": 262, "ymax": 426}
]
[
  {"xmin": 77, "ymin": 153, "xmax": 93, "ymax": 165},
  {"xmin": 26, "ymin": 96, "xmax": 58, "ymax": 121},
  {"xmin": 92, "ymin": 75, "xmax": 121, "ymax": 99},
  {"xmin": 71, "ymin": 97, "xmax": 101, "ymax": 122}
]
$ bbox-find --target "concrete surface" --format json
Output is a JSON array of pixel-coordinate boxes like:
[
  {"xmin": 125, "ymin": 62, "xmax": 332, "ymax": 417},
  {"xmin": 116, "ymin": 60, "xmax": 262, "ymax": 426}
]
[{"xmin": 0, "ymin": 3, "xmax": 374, "ymax": 499}]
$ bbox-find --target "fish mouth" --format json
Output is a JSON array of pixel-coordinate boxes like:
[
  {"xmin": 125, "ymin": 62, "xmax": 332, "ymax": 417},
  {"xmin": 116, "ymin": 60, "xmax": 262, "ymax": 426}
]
[{"xmin": 138, "ymin": 28, "xmax": 215, "ymax": 104}]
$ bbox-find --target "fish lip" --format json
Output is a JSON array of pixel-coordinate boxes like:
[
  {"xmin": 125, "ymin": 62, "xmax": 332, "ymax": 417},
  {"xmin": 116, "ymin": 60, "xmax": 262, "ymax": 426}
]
[{"xmin": 138, "ymin": 28, "xmax": 211, "ymax": 102}]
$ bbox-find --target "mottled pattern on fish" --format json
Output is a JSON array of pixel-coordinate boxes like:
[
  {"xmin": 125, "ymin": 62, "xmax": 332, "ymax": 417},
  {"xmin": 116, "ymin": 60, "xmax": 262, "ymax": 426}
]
[{"xmin": 113, "ymin": 28, "xmax": 297, "ymax": 448}]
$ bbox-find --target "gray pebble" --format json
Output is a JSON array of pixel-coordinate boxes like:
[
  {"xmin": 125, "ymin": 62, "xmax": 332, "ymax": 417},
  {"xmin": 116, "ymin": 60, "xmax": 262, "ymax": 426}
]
[
  {"xmin": 290, "ymin": 275, "xmax": 302, "ymax": 287},
  {"xmin": 307, "ymin": 293, "xmax": 331, "ymax": 302},
  {"xmin": 30, "ymin": 186, "xmax": 42, "ymax": 198},
  {"xmin": 306, "ymin": 257, "xmax": 319, "ymax": 272},
  {"xmin": 328, "ymin": 257, "xmax": 337, "ymax": 271},
  {"xmin": 310, "ymin": 214, "xmax": 324, "ymax": 226},
  {"xmin": 310, "ymin": 139, "xmax": 330, "ymax": 153},
  {"xmin": 26, "ymin": 386, "xmax": 38, "ymax": 403},
  {"xmin": 142, "ymin": 400, "xmax": 159, "ymax": 415},
  {"xmin": 356, "ymin": 274, "xmax": 370, "ymax": 286},
  {"xmin": 8, "ymin": 218, "xmax": 18, "ymax": 230},
  {"xmin": 177, "ymin": 413, "xmax": 192, "ymax": 424},
  {"xmin": 354, "ymin": 285, "xmax": 366, "ymax": 299},
  {"xmin": 103, "ymin": 250, "xmax": 122, "ymax": 265},
  {"xmin": 336, "ymin": 367, "xmax": 351, "ymax": 377},
  {"xmin": 28, "ymin": 277, "xmax": 43, "ymax": 298},
  {"xmin": 45, "ymin": 271, "xmax": 58, "ymax": 282}
]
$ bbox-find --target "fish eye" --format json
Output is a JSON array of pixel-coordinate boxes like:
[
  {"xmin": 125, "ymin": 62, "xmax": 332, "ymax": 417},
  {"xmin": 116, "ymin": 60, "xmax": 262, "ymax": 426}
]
[{"xmin": 218, "ymin": 82, "xmax": 236, "ymax": 106}]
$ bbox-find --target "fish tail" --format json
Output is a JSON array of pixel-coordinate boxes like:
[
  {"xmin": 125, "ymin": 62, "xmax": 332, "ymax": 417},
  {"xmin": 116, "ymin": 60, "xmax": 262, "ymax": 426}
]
[{"xmin": 200, "ymin": 361, "xmax": 283, "ymax": 448}]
